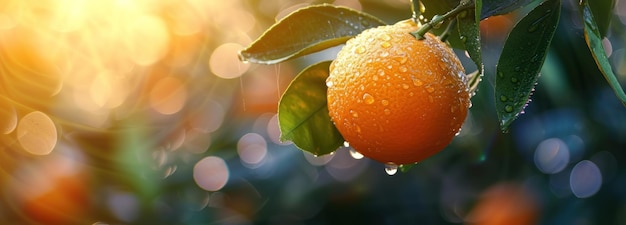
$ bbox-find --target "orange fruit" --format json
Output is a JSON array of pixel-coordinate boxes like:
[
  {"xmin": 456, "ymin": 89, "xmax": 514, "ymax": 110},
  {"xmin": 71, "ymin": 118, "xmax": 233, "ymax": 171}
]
[{"xmin": 326, "ymin": 20, "xmax": 470, "ymax": 165}]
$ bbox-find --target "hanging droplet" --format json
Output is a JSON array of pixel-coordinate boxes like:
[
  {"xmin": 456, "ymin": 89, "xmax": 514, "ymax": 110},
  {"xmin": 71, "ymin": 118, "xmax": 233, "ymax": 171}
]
[
  {"xmin": 343, "ymin": 141, "xmax": 350, "ymax": 147},
  {"xmin": 326, "ymin": 80, "xmax": 333, "ymax": 87},
  {"xmin": 349, "ymin": 148, "xmax": 364, "ymax": 159},
  {"xmin": 385, "ymin": 163, "xmax": 398, "ymax": 175}
]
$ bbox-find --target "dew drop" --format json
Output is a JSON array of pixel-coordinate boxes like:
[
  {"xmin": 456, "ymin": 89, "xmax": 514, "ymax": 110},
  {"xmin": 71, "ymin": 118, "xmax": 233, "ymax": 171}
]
[
  {"xmin": 363, "ymin": 93, "xmax": 375, "ymax": 104},
  {"xmin": 500, "ymin": 95, "xmax": 508, "ymax": 102},
  {"xmin": 378, "ymin": 69, "xmax": 385, "ymax": 76},
  {"xmin": 350, "ymin": 109, "xmax": 359, "ymax": 118},
  {"xmin": 504, "ymin": 105, "xmax": 514, "ymax": 113},
  {"xmin": 355, "ymin": 46, "xmax": 366, "ymax": 54},
  {"xmin": 426, "ymin": 86, "xmax": 435, "ymax": 93},
  {"xmin": 402, "ymin": 84, "xmax": 410, "ymax": 89},
  {"xmin": 385, "ymin": 163, "xmax": 398, "ymax": 175},
  {"xmin": 384, "ymin": 109, "xmax": 391, "ymax": 115},
  {"xmin": 326, "ymin": 80, "xmax": 333, "ymax": 87},
  {"xmin": 399, "ymin": 66, "xmax": 408, "ymax": 73},
  {"xmin": 381, "ymin": 99, "xmax": 389, "ymax": 106},
  {"xmin": 412, "ymin": 78, "xmax": 423, "ymax": 87},
  {"xmin": 511, "ymin": 77, "xmax": 518, "ymax": 83},
  {"xmin": 343, "ymin": 141, "xmax": 350, "ymax": 147},
  {"xmin": 373, "ymin": 75, "xmax": 379, "ymax": 81},
  {"xmin": 379, "ymin": 33, "xmax": 391, "ymax": 41},
  {"xmin": 349, "ymin": 148, "xmax": 364, "ymax": 159},
  {"xmin": 355, "ymin": 125, "xmax": 361, "ymax": 133}
]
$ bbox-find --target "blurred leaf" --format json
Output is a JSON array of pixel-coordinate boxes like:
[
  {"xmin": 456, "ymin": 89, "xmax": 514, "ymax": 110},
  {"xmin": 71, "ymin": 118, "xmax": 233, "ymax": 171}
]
[
  {"xmin": 588, "ymin": 0, "xmax": 615, "ymax": 37},
  {"xmin": 399, "ymin": 163, "xmax": 417, "ymax": 173},
  {"xmin": 495, "ymin": 0, "xmax": 560, "ymax": 131},
  {"xmin": 579, "ymin": 0, "xmax": 626, "ymax": 105},
  {"xmin": 457, "ymin": 0, "xmax": 483, "ymax": 75},
  {"xmin": 238, "ymin": 4, "xmax": 385, "ymax": 64},
  {"xmin": 278, "ymin": 61, "xmax": 344, "ymax": 156}
]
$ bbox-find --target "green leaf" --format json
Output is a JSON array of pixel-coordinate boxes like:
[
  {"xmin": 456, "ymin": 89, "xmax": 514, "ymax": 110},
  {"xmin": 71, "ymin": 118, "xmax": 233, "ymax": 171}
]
[
  {"xmin": 421, "ymin": 0, "xmax": 465, "ymax": 49},
  {"xmin": 588, "ymin": 0, "xmax": 615, "ymax": 37},
  {"xmin": 495, "ymin": 0, "xmax": 561, "ymax": 131},
  {"xmin": 238, "ymin": 4, "xmax": 385, "ymax": 64},
  {"xmin": 457, "ymin": 0, "xmax": 483, "ymax": 75},
  {"xmin": 278, "ymin": 61, "xmax": 344, "ymax": 156},
  {"xmin": 481, "ymin": 0, "xmax": 539, "ymax": 19},
  {"xmin": 579, "ymin": 0, "xmax": 626, "ymax": 105}
]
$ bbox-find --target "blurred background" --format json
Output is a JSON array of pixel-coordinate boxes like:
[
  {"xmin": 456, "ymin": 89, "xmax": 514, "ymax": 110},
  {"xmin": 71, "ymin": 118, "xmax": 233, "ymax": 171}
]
[{"xmin": 0, "ymin": 0, "xmax": 625, "ymax": 224}]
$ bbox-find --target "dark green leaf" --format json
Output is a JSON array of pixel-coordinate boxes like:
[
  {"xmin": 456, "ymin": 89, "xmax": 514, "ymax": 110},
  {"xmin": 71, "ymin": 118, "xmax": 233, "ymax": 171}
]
[
  {"xmin": 278, "ymin": 61, "xmax": 344, "ymax": 155},
  {"xmin": 457, "ymin": 0, "xmax": 483, "ymax": 75},
  {"xmin": 579, "ymin": 0, "xmax": 626, "ymax": 105},
  {"xmin": 495, "ymin": 0, "xmax": 561, "ymax": 131},
  {"xmin": 481, "ymin": 0, "xmax": 539, "ymax": 19},
  {"xmin": 238, "ymin": 4, "xmax": 385, "ymax": 64},
  {"xmin": 421, "ymin": 0, "xmax": 465, "ymax": 49},
  {"xmin": 588, "ymin": 0, "xmax": 615, "ymax": 37}
]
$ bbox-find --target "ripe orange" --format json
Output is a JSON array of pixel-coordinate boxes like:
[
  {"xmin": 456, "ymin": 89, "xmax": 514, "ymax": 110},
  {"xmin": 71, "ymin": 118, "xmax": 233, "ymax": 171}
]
[{"xmin": 326, "ymin": 20, "xmax": 470, "ymax": 165}]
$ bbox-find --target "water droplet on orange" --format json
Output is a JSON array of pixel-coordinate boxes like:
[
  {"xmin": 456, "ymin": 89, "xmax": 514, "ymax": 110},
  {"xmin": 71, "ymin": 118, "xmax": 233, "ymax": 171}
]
[
  {"xmin": 363, "ymin": 93, "xmax": 375, "ymax": 104},
  {"xmin": 350, "ymin": 109, "xmax": 359, "ymax": 117}
]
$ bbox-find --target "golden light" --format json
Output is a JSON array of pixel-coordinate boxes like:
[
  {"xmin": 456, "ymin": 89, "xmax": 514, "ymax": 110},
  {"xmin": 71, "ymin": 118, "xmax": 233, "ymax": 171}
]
[
  {"xmin": 149, "ymin": 76, "xmax": 187, "ymax": 115},
  {"xmin": 0, "ymin": 96, "xmax": 18, "ymax": 134}
]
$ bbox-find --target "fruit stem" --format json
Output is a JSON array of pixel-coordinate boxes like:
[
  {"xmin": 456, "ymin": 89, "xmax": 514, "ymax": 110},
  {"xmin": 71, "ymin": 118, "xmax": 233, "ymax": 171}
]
[{"xmin": 411, "ymin": 0, "xmax": 474, "ymax": 40}]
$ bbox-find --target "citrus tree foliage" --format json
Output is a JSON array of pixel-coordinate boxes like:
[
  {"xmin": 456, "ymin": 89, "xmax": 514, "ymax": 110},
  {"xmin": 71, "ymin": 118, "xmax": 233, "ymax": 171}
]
[{"xmin": 239, "ymin": 1, "xmax": 624, "ymax": 156}]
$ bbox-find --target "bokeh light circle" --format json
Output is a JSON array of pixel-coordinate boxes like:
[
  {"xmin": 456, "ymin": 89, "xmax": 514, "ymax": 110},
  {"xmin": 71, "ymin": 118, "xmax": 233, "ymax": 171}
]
[
  {"xmin": 237, "ymin": 133, "xmax": 268, "ymax": 167},
  {"xmin": 209, "ymin": 43, "xmax": 250, "ymax": 79},
  {"xmin": 17, "ymin": 111, "xmax": 58, "ymax": 155},
  {"xmin": 0, "ymin": 97, "xmax": 17, "ymax": 134},
  {"xmin": 570, "ymin": 160, "xmax": 602, "ymax": 198},
  {"xmin": 193, "ymin": 156, "xmax": 229, "ymax": 191},
  {"xmin": 534, "ymin": 138, "xmax": 570, "ymax": 174}
]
